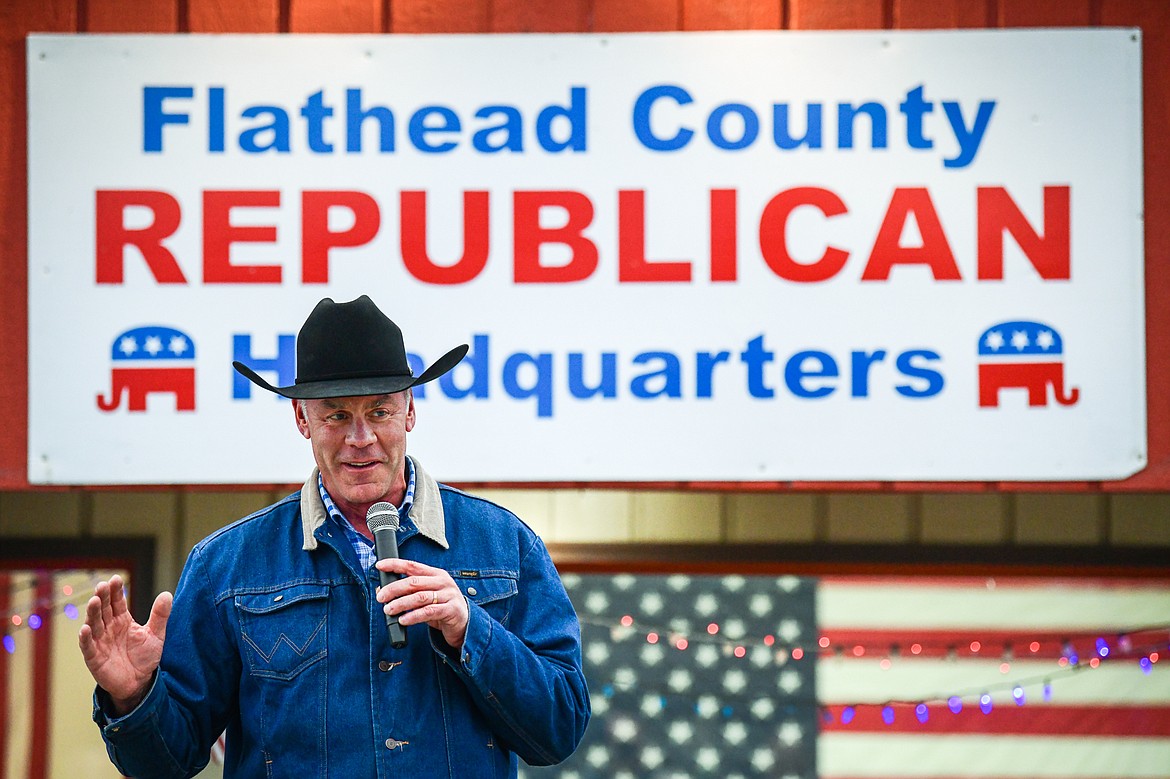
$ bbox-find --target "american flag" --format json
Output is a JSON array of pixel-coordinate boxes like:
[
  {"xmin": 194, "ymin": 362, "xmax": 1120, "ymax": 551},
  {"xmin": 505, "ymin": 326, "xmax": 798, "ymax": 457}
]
[{"xmin": 523, "ymin": 573, "xmax": 1170, "ymax": 778}]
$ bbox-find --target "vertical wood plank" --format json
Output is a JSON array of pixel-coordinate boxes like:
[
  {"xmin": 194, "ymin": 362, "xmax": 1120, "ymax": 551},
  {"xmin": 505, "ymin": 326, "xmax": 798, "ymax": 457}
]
[
  {"xmin": 189, "ymin": 0, "xmax": 280, "ymax": 32},
  {"xmin": 789, "ymin": 0, "xmax": 884, "ymax": 29},
  {"xmin": 289, "ymin": 0, "xmax": 381, "ymax": 32},
  {"xmin": 1000, "ymin": 0, "xmax": 1091, "ymax": 26},
  {"xmin": 0, "ymin": 0, "xmax": 76, "ymax": 488},
  {"xmin": 491, "ymin": 0, "xmax": 590, "ymax": 32},
  {"xmin": 684, "ymin": 0, "xmax": 782, "ymax": 30},
  {"xmin": 392, "ymin": 0, "xmax": 491, "ymax": 33},
  {"xmin": 86, "ymin": 0, "xmax": 180, "ymax": 31},
  {"xmin": 894, "ymin": 0, "xmax": 991, "ymax": 28},
  {"xmin": 595, "ymin": 0, "xmax": 681, "ymax": 31},
  {"xmin": 1102, "ymin": 0, "xmax": 1170, "ymax": 489}
]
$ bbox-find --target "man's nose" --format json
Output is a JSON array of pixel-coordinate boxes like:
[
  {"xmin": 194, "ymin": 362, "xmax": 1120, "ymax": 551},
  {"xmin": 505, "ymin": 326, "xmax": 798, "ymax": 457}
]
[{"xmin": 345, "ymin": 417, "xmax": 376, "ymax": 446}]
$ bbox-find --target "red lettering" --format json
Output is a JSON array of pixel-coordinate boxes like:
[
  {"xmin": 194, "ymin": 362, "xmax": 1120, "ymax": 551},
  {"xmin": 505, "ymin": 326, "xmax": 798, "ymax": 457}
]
[
  {"xmin": 862, "ymin": 187, "xmax": 960, "ymax": 281},
  {"xmin": 95, "ymin": 190, "xmax": 185, "ymax": 284},
  {"xmin": 710, "ymin": 189, "xmax": 737, "ymax": 282},
  {"xmin": 758, "ymin": 187, "xmax": 849, "ymax": 282},
  {"xmin": 618, "ymin": 190, "xmax": 692, "ymax": 282},
  {"xmin": 400, "ymin": 191, "xmax": 489, "ymax": 285},
  {"xmin": 301, "ymin": 191, "xmax": 381, "ymax": 284},
  {"xmin": 977, "ymin": 186, "xmax": 1070, "ymax": 280},
  {"xmin": 512, "ymin": 191, "xmax": 598, "ymax": 283},
  {"xmin": 203, "ymin": 190, "xmax": 282, "ymax": 284}
]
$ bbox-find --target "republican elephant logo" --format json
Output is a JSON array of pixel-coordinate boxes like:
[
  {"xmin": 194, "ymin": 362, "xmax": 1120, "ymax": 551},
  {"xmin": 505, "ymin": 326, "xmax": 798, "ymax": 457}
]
[
  {"xmin": 97, "ymin": 325, "xmax": 196, "ymax": 412},
  {"xmin": 977, "ymin": 320, "xmax": 1079, "ymax": 408}
]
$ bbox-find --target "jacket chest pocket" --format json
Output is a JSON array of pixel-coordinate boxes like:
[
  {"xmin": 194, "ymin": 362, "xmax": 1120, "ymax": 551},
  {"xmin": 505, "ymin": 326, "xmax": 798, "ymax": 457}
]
[
  {"xmin": 451, "ymin": 570, "xmax": 518, "ymax": 625},
  {"xmin": 235, "ymin": 584, "xmax": 329, "ymax": 681}
]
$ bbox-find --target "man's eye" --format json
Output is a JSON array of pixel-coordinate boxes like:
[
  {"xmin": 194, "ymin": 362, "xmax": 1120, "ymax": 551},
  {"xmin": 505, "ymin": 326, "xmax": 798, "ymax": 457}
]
[{"xmin": 370, "ymin": 409, "xmax": 390, "ymax": 419}]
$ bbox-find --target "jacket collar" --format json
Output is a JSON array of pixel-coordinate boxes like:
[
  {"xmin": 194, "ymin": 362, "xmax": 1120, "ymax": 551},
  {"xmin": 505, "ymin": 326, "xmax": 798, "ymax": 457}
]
[{"xmin": 300, "ymin": 456, "xmax": 449, "ymax": 551}]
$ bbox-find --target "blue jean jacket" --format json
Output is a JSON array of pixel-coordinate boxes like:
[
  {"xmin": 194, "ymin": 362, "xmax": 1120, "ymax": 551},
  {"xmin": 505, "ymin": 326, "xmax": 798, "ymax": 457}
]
[{"xmin": 93, "ymin": 458, "xmax": 590, "ymax": 778}]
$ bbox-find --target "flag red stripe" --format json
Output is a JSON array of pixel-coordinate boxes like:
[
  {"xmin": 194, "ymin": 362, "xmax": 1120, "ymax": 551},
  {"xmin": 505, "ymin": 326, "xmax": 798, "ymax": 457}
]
[
  {"xmin": 820, "ymin": 575, "xmax": 1170, "ymax": 590},
  {"xmin": 820, "ymin": 703, "xmax": 1170, "ymax": 736},
  {"xmin": 813, "ymin": 627, "xmax": 1168, "ymax": 660}
]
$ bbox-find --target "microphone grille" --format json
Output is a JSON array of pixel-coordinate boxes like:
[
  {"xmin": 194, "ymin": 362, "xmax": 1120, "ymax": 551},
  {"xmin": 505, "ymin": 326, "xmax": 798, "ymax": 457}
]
[{"xmin": 366, "ymin": 501, "xmax": 400, "ymax": 532}]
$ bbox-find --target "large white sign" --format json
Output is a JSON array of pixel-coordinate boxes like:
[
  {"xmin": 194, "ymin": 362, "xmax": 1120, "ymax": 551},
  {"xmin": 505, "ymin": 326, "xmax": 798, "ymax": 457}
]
[{"xmin": 27, "ymin": 31, "xmax": 1145, "ymax": 484}]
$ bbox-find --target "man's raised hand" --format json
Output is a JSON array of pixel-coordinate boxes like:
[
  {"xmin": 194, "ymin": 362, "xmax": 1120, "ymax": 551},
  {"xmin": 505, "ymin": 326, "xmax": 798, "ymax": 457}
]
[{"xmin": 79, "ymin": 574, "xmax": 172, "ymax": 716}]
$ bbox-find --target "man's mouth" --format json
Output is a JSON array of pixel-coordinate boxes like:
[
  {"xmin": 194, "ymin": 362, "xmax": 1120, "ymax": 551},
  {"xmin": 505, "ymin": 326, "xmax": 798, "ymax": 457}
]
[{"xmin": 345, "ymin": 461, "xmax": 379, "ymax": 471}]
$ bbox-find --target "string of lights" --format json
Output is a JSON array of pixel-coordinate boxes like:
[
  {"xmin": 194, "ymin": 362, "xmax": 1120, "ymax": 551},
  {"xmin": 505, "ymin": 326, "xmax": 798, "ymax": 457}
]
[{"xmin": 578, "ymin": 613, "xmax": 1169, "ymax": 718}]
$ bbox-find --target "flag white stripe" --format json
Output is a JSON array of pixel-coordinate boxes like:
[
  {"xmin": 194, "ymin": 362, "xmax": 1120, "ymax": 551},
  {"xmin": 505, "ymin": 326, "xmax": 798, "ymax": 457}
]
[
  {"xmin": 818, "ymin": 659, "xmax": 1170, "ymax": 705},
  {"xmin": 818, "ymin": 584, "xmax": 1170, "ymax": 631},
  {"xmin": 819, "ymin": 733, "xmax": 1170, "ymax": 778}
]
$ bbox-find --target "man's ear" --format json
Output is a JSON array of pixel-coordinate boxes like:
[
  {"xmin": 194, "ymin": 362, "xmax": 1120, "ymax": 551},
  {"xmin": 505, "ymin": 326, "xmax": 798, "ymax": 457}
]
[
  {"xmin": 293, "ymin": 399, "xmax": 311, "ymax": 439},
  {"xmin": 405, "ymin": 390, "xmax": 416, "ymax": 433}
]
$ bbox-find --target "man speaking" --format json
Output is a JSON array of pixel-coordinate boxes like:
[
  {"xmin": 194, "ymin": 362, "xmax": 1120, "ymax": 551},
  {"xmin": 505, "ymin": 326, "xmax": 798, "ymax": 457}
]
[{"xmin": 79, "ymin": 296, "xmax": 590, "ymax": 778}]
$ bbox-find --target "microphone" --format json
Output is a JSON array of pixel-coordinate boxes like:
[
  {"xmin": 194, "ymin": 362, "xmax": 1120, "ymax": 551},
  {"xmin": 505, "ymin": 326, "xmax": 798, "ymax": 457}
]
[{"xmin": 367, "ymin": 501, "xmax": 407, "ymax": 648}]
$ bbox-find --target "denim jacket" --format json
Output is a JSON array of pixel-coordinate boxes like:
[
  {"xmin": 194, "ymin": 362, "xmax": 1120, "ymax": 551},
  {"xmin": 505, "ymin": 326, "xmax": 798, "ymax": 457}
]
[{"xmin": 93, "ymin": 457, "xmax": 590, "ymax": 778}]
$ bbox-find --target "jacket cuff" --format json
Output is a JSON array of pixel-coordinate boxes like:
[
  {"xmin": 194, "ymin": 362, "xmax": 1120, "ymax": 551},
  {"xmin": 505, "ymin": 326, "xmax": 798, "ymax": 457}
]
[
  {"xmin": 91, "ymin": 671, "xmax": 163, "ymax": 735},
  {"xmin": 431, "ymin": 596, "xmax": 491, "ymax": 676}
]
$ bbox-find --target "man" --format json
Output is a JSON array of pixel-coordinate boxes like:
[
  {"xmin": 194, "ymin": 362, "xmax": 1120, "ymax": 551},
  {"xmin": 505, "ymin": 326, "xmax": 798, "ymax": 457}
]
[{"xmin": 80, "ymin": 296, "xmax": 590, "ymax": 778}]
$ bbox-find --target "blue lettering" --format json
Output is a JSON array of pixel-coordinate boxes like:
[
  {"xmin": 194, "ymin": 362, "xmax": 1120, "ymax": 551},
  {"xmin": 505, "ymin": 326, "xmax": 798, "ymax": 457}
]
[
  {"xmin": 850, "ymin": 350, "xmax": 888, "ymax": 397},
  {"xmin": 239, "ymin": 106, "xmax": 290, "ymax": 153},
  {"xmin": 503, "ymin": 352, "xmax": 553, "ymax": 417},
  {"xmin": 942, "ymin": 100, "xmax": 995, "ymax": 169},
  {"xmin": 785, "ymin": 350, "xmax": 838, "ymax": 398},
  {"xmin": 568, "ymin": 352, "xmax": 617, "ymax": 398},
  {"xmin": 837, "ymin": 101, "xmax": 887, "ymax": 150},
  {"xmin": 300, "ymin": 90, "xmax": 334, "ymax": 153},
  {"xmin": 773, "ymin": 104, "xmax": 822, "ymax": 149},
  {"xmin": 630, "ymin": 352, "xmax": 682, "ymax": 398},
  {"xmin": 143, "ymin": 86, "xmax": 193, "ymax": 153},
  {"xmin": 232, "ymin": 334, "xmax": 295, "ymax": 399},
  {"xmin": 632, "ymin": 85, "xmax": 694, "ymax": 152},
  {"xmin": 707, "ymin": 104, "xmax": 758, "ymax": 150},
  {"xmin": 346, "ymin": 88, "xmax": 395, "ymax": 153},
  {"xmin": 895, "ymin": 350, "xmax": 944, "ymax": 397},
  {"xmin": 409, "ymin": 106, "xmax": 460, "ymax": 153},
  {"xmin": 900, "ymin": 85, "xmax": 933, "ymax": 150},
  {"xmin": 536, "ymin": 86, "xmax": 587, "ymax": 152},
  {"xmin": 696, "ymin": 351, "xmax": 731, "ymax": 398},
  {"xmin": 739, "ymin": 336, "xmax": 775, "ymax": 399},
  {"xmin": 440, "ymin": 334, "xmax": 490, "ymax": 400},
  {"xmin": 472, "ymin": 106, "xmax": 523, "ymax": 152},
  {"xmin": 208, "ymin": 86, "xmax": 225, "ymax": 152}
]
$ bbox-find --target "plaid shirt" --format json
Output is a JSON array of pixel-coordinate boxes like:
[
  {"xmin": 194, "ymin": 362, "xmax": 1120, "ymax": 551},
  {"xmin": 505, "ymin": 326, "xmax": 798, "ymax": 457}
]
[{"xmin": 318, "ymin": 457, "xmax": 417, "ymax": 571}]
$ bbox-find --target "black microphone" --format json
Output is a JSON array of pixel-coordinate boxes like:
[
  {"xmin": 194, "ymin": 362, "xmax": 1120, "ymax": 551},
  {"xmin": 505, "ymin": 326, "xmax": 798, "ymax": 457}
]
[{"xmin": 367, "ymin": 501, "xmax": 407, "ymax": 648}]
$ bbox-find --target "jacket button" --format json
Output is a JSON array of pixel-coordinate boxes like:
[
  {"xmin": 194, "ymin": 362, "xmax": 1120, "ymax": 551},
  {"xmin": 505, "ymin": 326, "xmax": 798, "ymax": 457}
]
[
  {"xmin": 466, "ymin": 586, "xmax": 478, "ymax": 596},
  {"xmin": 385, "ymin": 737, "xmax": 408, "ymax": 750},
  {"xmin": 378, "ymin": 660, "xmax": 392, "ymax": 672}
]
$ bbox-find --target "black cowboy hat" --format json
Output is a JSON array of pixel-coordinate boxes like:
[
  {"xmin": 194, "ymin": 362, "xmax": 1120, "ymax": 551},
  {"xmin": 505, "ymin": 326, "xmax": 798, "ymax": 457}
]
[{"xmin": 232, "ymin": 296, "xmax": 468, "ymax": 399}]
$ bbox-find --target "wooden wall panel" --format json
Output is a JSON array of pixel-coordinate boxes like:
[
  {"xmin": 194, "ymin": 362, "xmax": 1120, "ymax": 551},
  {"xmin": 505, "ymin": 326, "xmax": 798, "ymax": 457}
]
[
  {"xmin": 85, "ymin": 0, "xmax": 180, "ymax": 31},
  {"xmin": 790, "ymin": 0, "xmax": 884, "ymax": 29},
  {"xmin": 683, "ymin": 0, "xmax": 782, "ymax": 30},
  {"xmin": 894, "ymin": 0, "xmax": 991, "ymax": 28},
  {"xmin": 189, "ymin": 0, "xmax": 281, "ymax": 33},
  {"xmin": 491, "ymin": 0, "xmax": 591, "ymax": 33},
  {"xmin": 1000, "ymin": 0, "xmax": 1092, "ymax": 27},
  {"xmin": 594, "ymin": 0, "xmax": 680, "ymax": 31},
  {"xmin": 392, "ymin": 0, "xmax": 492, "ymax": 33},
  {"xmin": 289, "ymin": 0, "xmax": 382, "ymax": 33}
]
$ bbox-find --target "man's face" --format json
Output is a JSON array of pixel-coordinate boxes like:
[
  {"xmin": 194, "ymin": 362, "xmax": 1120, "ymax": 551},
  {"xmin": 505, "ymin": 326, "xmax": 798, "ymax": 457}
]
[{"xmin": 294, "ymin": 391, "xmax": 415, "ymax": 522}]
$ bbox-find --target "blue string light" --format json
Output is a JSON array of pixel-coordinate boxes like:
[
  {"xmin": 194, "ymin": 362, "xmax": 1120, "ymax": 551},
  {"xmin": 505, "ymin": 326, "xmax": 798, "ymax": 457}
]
[{"xmin": 915, "ymin": 703, "xmax": 929, "ymax": 723}]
